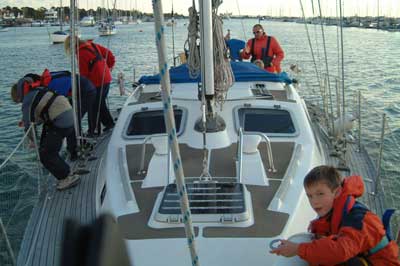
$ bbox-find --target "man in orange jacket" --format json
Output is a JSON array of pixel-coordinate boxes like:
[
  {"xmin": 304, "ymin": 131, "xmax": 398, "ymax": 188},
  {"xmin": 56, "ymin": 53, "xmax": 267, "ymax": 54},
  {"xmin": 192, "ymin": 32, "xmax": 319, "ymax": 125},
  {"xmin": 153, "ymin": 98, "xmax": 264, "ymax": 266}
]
[
  {"xmin": 271, "ymin": 166, "xmax": 400, "ymax": 266},
  {"xmin": 240, "ymin": 24, "xmax": 284, "ymax": 73}
]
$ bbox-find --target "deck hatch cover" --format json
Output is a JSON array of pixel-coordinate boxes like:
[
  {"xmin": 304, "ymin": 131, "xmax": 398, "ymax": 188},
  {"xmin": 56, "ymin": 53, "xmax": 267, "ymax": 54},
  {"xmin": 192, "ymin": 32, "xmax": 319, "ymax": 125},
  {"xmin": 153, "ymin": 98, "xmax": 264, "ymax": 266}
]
[
  {"xmin": 126, "ymin": 109, "xmax": 183, "ymax": 136},
  {"xmin": 155, "ymin": 183, "xmax": 249, "ymax": 223}
]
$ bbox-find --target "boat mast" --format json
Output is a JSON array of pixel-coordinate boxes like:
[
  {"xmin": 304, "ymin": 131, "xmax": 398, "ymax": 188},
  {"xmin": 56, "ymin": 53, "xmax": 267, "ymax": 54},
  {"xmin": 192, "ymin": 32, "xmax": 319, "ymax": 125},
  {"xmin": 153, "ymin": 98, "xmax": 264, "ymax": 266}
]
[
  {"xmin": 199, "ymin": 0, "xmax": 214, "ymax": 100},
  {"xmin": 60, "ymin": 0, "xmax": 63, "ymax": 31}
]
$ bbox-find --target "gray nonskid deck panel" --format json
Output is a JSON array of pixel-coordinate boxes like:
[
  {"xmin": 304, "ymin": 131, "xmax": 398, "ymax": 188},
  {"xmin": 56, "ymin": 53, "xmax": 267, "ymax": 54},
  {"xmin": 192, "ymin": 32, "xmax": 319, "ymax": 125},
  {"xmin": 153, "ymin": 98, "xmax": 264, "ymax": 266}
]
[{"xmin": 17, "ymin": 135, "xmax": 110, "ymax": 266}]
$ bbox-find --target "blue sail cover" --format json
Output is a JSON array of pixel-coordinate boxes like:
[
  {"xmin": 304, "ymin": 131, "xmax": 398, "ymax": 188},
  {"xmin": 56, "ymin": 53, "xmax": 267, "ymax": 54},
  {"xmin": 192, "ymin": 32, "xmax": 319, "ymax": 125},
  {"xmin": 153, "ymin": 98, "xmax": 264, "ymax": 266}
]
[{"xmin": 138, "ymin": 61, "xmax": 292, "ymax": 85}]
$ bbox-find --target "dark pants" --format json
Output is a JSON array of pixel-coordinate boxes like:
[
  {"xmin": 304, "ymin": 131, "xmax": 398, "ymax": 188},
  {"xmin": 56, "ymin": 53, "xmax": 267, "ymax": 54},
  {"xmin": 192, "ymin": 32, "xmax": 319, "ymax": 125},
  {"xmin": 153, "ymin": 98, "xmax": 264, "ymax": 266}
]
[
  {"xmin": 77, "ymin": 90, "xmax": 96, "ymax": 135},
  {"xmin": 39, "ymin": 124, "xmax": 75, "ymax": 180},
  {"xmin": 94, "ymin": 83, "xmax": 114, "ymax": 133}
]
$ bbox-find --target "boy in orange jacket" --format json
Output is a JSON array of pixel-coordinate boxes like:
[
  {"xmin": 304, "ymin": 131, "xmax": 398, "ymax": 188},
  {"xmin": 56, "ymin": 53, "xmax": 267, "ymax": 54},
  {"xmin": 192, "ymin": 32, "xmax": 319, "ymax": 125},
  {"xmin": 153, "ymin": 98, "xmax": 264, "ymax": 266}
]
[{"xmin": 271, "ymin": 165, "xmax": 400, "ymax": 266}]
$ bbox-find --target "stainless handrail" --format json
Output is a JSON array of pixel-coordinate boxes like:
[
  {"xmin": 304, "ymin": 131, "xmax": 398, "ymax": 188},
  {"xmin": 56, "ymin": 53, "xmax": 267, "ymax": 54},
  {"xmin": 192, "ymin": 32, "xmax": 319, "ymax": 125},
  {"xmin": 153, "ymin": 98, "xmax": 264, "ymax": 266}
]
[
  {"xmin": 237, "ymin": 129, "xmax": 277, "ymax": 183},
  {"xmin": 138, "ymin": 133, "xmax": 169, "ymax": 179},
  {"xmin": 243, "ymin": 132, "xmax": 277, "ymax": 173},
  {"xmin": 238, "ymin": 128, "xmax": 244, "ymax": 183}
]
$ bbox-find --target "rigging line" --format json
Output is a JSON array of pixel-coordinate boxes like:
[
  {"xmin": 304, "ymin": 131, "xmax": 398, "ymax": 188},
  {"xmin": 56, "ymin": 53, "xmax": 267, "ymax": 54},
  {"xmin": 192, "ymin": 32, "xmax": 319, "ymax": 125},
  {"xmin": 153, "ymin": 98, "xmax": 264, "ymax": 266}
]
[
  {"xmin": 94, "ymin": 0, "xmax": 117, "ymax": 134},
  {"xmin": 70, "ymin": 0, "xmax": 81, "ymax": 148},
  {"xmin": 0, "ymin": 124, "xmax": 36, "ymax": 169},
  {"xmin": 336, "ymin": 0, "xmax": 341, "ymax": 82},
  {"xmin": 74, "ymin": 0, "xmax": 84, "ymax": 139},
  {"xmin": 171, "ymin": 1, "xmax": 176, "ymax": 67},
  {"xmin": 298, "ymin": 0, "xmax": 322, "ymax": 95},
  {"xmin": 338, "ymin": 0, "xmax": 346, "ymax": 120},
  {"xmin": 152, "ymin": 1, "xmax": 200, "ymax": 265},
  {"xmin": 234, "ymin": 0, "xmax": 247, "ymax": 41},
  {"xmin": 316, "ymin": 0, "xmax": 333, "ymax": 115}
]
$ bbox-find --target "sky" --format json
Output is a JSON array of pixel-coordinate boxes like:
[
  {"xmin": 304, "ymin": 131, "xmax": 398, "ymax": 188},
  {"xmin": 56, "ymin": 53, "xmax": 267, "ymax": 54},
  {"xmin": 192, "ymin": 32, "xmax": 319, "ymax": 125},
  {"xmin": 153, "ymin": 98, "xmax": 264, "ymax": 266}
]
[{"xmin": 1, "ymin": 0, "xmax": 400, "ymax": 17}]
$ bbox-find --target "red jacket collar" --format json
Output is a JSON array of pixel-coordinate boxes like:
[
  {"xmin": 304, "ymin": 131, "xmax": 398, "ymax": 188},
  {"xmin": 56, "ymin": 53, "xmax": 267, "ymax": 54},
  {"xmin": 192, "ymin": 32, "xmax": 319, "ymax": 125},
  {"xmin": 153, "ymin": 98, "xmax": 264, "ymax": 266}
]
[{"xmin": 311, "ymin": 175, "xmax": 365, "ymax": 235}]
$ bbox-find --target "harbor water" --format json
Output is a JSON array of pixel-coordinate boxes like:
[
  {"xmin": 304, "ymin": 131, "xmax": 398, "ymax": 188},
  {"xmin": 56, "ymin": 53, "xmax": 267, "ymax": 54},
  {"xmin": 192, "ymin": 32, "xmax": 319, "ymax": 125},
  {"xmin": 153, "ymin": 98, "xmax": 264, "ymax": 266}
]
[{"xmin": 0, "ymin": 19, "xmax": 399, "ymax": 260}]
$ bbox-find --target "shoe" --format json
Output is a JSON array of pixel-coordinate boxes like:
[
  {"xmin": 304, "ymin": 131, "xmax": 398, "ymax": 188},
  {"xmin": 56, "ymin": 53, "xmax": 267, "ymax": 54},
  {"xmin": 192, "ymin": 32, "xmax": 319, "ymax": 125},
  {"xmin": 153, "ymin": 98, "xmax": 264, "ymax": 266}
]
[{"xmin": 57, "ymin": 175, "xmax": 81, "ymax": 191}]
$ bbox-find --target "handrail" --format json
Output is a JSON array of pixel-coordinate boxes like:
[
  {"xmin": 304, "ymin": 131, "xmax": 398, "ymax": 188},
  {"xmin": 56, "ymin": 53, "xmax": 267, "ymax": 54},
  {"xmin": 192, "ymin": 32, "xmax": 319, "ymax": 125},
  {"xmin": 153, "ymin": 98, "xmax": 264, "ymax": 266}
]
[
  {"xmin": 237, "ymin": 128, "xmax": 243, "ymax": 183},
  {"xmin": 138, "ymin": 133, "xmax": 168, "ymax": 174},
  {"xmin": 118, "ymin": 147, "xmax": 135, "ymax": 204},
  {"xmin": 237, "ymin": 128, "xmax": 277, "ymax": 183},
  {"xmin": 243, "ymin": 132, "xmax": 277, "ymax": 173}
]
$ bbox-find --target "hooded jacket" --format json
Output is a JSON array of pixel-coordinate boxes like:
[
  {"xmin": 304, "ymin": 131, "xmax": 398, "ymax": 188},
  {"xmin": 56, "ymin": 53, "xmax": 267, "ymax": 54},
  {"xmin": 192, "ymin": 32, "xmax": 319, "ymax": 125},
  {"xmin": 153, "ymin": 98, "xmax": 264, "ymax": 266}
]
[
  {"xmin": 298, "ymin": 175, "xmax": 400, "ymax": 266},
  {"xmin": 77, "ymin": 41, "xmax": 115, "ymax": 88},
  {"xmin": 240, "ymin": 34, "xmax": 284, "ymax": 73}
]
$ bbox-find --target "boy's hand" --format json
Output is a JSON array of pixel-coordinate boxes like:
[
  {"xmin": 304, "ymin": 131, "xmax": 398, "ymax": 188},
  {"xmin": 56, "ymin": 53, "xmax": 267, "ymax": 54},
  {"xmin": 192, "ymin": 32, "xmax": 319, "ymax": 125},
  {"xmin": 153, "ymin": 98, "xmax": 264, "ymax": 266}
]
[{"xmin": 270, "ymin": 240, "xmax": 299, "ymax": 257}]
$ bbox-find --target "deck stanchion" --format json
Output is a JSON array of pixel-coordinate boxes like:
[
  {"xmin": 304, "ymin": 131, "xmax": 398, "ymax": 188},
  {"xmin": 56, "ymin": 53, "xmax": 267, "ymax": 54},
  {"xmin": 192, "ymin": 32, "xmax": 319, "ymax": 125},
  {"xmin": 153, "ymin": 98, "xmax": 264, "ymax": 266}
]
[
  {"xmin": 357, "ymin": 90, "xmax": 361, "ymax": 152},
  {"xmin": 374, "ymin": 113, "xmax": 386, "ymax": 195},
  {"xmin": 30, "ymin": 123, "xmax": 43, "ymax": 194}
]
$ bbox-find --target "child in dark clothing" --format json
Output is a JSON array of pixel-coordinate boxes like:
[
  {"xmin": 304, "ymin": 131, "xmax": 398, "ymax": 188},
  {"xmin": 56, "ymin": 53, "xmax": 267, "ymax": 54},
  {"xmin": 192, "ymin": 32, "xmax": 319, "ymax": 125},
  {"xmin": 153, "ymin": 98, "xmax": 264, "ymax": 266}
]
[{"xmin": 271, "ymin": 165, "xmax": 400, "ymax": 266}]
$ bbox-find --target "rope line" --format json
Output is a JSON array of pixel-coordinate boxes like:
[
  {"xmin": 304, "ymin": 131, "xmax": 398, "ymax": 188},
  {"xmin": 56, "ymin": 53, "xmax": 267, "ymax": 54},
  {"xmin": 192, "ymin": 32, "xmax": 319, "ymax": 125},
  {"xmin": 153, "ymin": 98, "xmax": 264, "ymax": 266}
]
[
  {"xmin": 187, "ymin": 4, "xmax": 201, "ymax": 78},
  {"xmin": 152, "ymin": 1, "xmax": 200, "ymax": 265},
  {"xmin": 212, "ymin": 6, "xmax": 234, "ymax": 106}
]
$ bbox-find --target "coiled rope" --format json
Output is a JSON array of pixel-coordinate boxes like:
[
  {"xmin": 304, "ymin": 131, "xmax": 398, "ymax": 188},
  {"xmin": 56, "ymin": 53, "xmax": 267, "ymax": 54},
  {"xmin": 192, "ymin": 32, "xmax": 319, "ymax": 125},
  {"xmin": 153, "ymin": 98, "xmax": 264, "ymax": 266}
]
[
  {"xmin": 186, "ymin": 0, "xmax": 234, "ymax": 106},
  {"xmin": 212, "ymin": 3, "xmax": 234, "ymax": 106},
  {"xmin": 187, "ymin": 2, "xmax": 201, "ymax": 78}
]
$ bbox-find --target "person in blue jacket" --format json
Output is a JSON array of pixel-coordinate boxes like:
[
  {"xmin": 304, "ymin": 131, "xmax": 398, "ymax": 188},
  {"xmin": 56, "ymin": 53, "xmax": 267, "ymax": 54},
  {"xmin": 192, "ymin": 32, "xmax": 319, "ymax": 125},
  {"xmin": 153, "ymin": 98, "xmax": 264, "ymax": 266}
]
[
  {"xmin": 11, "ymin": 83, "xmax": 80, "ymax": 191},
  {"xmin": 42, "ymin": 69, "xmax": 97, "ymax": 137}
]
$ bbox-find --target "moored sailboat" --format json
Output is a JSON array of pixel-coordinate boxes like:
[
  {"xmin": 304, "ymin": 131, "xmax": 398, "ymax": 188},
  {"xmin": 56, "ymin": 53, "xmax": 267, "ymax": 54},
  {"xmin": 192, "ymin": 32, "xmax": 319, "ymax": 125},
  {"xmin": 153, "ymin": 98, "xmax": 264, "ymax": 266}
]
[{"xmin": 50, "ymin": 0, "xmax": 68, "ymax": 44}]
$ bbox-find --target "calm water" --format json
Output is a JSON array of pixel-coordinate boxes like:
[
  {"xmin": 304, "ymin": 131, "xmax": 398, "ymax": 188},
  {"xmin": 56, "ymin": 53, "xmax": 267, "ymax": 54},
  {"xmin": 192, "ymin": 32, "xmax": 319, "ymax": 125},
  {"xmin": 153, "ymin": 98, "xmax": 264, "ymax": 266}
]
[{"xmin": 0, "ymin": 19, "xmax": 399, "ymax": 258}]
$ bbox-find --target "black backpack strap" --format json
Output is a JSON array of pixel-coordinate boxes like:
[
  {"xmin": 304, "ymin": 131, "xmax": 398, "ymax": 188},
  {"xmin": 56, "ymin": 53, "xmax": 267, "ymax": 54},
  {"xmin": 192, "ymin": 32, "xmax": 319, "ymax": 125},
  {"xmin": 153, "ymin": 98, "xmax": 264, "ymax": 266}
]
[
  {"xmin": 90, "ymin": 42, "xmax": 103, "ymax": 60},
  {"xmin": 30, "ymin": 89, "xmax": 47, "ymax": 123},
  {"xmin": 265, "ymin": 36, "xmax": 272, "ymax": 57},
  {"xmin": 82, "ymin": 43, "xmax": 104, "ymax": 72},
  {"xmin": 250, "ymin": 38, "xmax": 256, "ymax": 62}
]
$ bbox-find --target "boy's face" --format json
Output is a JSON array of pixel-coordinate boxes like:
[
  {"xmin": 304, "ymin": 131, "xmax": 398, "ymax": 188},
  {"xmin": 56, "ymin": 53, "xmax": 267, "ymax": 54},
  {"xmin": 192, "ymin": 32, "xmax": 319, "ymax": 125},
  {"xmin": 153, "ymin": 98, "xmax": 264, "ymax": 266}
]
[{"xmin": 305, "ymin": 182, "xmax": 340, "ymax": 217}]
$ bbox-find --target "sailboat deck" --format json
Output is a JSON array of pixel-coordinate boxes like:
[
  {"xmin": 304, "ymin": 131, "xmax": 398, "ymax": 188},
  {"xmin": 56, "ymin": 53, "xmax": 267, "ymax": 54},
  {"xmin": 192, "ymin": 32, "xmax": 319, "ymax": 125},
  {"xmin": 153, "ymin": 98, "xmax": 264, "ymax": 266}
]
[
  {"xmin": 17, "ymin": 135, "xmax": 110, "ymax": 266},
  {"xmin": 16, "ymin": 119, "xmax": 384, "ymax": 266}
]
